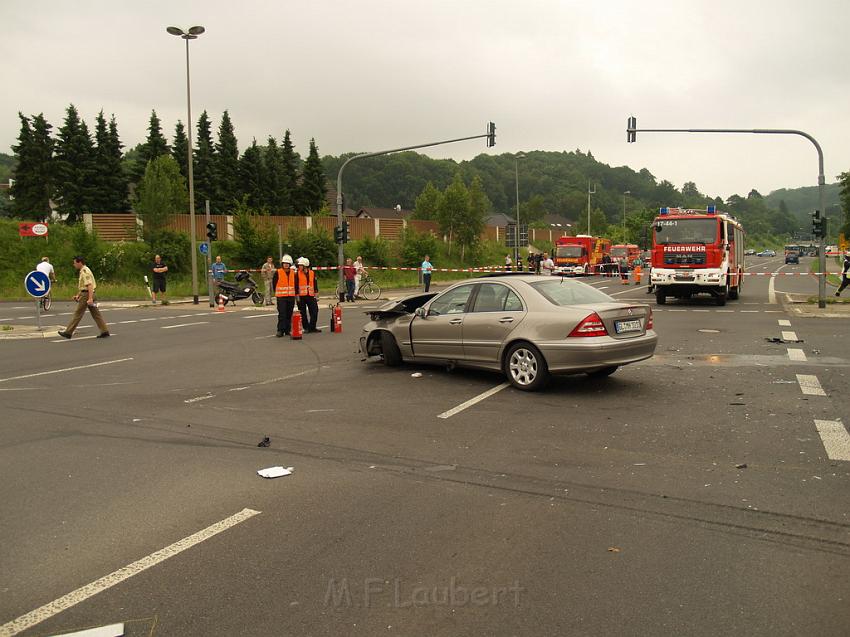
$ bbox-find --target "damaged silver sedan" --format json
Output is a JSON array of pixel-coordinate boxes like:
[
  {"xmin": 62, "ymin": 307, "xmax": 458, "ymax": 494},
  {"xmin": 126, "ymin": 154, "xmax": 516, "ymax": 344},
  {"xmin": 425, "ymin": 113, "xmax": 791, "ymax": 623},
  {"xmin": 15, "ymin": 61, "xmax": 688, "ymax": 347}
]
[{"xmin": 360, "ymin": 274, "xmax": 658, "ymax": 391}]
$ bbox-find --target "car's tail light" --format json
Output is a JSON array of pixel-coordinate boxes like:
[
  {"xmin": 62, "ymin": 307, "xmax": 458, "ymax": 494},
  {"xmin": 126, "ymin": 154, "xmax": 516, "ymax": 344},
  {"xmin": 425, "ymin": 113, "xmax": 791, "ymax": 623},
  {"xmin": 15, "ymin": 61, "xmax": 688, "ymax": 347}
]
[
  {"xmin": 646, "ymin": 309, "xmax": 653, "ymax": 330},
  {"xmin": 568, "ymin": 312, "xmax": 608, "ymax": 337}
]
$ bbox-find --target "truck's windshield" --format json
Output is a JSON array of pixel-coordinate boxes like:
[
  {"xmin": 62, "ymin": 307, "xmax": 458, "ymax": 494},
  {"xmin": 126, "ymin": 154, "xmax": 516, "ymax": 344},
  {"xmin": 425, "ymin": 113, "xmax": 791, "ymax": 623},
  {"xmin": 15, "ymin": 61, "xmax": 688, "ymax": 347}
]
[
  {"xmin": 610, "ymin": 247, "xmax": 628, "ymax": 258},
  {"xmin": 556, "ymin": 246, "xmax": 584, "ymax": 258},
  {"xmin": 654, "ymin": 218, "xmax": 718, "ymax": 245}
]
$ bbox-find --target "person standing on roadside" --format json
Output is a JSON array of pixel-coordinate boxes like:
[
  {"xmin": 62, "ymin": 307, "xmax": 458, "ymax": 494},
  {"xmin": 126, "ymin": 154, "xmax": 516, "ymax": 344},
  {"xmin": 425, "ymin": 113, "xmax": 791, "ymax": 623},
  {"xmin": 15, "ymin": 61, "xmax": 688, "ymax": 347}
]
[
  {"xmin": 58, "ymin": 256, "xmax": 110, "ymax": 339},
  {"xmin": 534, "ymin": 252, "xmax": 543, "ymax": 274},
  {"xmin": 211, "ymin": 255, "xmax": 227, "ymax": 282},
  {"xmin": 272, "ymin": 255, "xmax": 296, "ymax": 337},
  {"xmin": 260, "ymin": 256, "xmax": 275, "ymax": 305},
  {"xmin": 527, "ymin": 252, "xmax": 535, "ymax": 273},
  {"xmin": 421, "ymin": 255, "xmax": 433, "ymax": 292},
  {"xmin": 150, "ymin": 254, "xmax": 168, "ymax": 304},
  {"xmin": 837, "ymin": 253, "xmax": 850, "ymax": 296},
  {"xmin": 296, "ymin": 257, "xmax": 321, "ymax": 332},
  {"xmin": 354, "ymin": 256, "xmax": 366, "ymax": 298},
  {"xmin": 541, "ymin": 252, "xmax": 555, "ymax": 275},
  {"xmin": 343, "ymin": 258, "xmax": 356, "ymax": 302},
  {"xmin": 505, "ymin": 254, "xmax": 512, "ymax": 271}
]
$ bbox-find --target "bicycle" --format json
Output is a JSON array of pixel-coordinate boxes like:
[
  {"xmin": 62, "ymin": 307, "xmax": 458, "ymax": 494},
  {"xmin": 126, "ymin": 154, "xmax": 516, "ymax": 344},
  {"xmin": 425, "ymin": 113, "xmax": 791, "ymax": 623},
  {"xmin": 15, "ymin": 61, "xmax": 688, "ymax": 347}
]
[
  {"xmin": 39, "ymin": 293, "xmax": 52, "ymax": 312},
  {"xmin": 336, "ymin": 274, "xmax": 381, "ymax": 301}
]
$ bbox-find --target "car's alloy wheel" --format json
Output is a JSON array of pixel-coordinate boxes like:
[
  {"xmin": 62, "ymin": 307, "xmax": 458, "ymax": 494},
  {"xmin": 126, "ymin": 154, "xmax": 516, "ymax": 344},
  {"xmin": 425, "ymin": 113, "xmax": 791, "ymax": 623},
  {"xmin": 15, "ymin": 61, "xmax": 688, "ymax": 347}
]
[{"xmin": 506, "ymin": 343, "xmax": 549, "ymax": 391}]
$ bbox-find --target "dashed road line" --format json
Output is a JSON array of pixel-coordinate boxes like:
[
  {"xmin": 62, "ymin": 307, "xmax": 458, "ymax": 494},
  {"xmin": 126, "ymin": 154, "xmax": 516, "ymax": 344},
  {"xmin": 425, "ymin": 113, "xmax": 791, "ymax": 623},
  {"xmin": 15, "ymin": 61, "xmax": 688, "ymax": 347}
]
[
  {"xmin": 778, "ymin": 319, "xmax": 792, "ymax": 326},
  {"xmin": 437, "ymin": 383, "xmax": 510, "ymax": 419},
  {"xmin": 0, "ymin": 358, "xmax": 133, "ymax": 384},
  {"xmin": 161, "ymin": 322, "xmax": 209, "ymax": 329},
  {"xmin": 184, "ymin": 394, "xmax": 215, "ymax": 403},
  {"xmin": 814, "ymin": 420, "xmax": 850, "ymax": 461},
  {"xmin": 797, "ymin": 374, "xmax": 826, "ymax": 396},
  {"xmin": 0, "ymin": 508, "xmax": 261, "ymax": 637},
  {"xmin": 788, "ymin": 349, "xmax": 807, "ymax": 362},
  {"xmin": 782, "ymin": 331, "xmax": 799, "ymax": 341}
]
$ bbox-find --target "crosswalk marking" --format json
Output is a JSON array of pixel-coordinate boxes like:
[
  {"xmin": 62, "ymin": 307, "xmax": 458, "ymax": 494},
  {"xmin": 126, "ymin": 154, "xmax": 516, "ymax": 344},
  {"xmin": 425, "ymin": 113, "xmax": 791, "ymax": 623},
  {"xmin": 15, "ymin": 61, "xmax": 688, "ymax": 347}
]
[
  {"xmin": 797, "ymin": 374, "xmax": 826, "ymax": 396},
  {"xmin": 814, "ymin": 420, "xmax": 850, "ymax": 461}
]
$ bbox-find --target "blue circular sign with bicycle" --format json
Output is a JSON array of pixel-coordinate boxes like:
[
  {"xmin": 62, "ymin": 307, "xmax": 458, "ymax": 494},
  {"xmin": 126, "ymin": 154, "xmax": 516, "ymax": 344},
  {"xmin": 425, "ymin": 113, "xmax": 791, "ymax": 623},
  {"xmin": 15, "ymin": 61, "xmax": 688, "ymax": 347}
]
[{"xmin": 25, "ymin": 270, "xmax": 51, "ymax": 298}]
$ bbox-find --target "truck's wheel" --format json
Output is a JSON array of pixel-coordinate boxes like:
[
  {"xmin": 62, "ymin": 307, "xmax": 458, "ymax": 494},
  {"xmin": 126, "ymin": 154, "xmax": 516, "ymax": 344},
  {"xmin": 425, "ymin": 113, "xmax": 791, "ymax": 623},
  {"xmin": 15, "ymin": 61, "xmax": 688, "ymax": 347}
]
[{"xmin": 716, "ymin": 284, "xmax": 728, "ymax": 306}]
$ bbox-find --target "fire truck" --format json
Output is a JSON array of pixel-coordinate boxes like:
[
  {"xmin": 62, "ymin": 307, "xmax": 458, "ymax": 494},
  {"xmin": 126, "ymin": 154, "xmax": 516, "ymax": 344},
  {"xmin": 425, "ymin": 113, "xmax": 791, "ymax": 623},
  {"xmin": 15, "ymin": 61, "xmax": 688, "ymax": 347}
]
[
  {"xmin": 610, "ymin": 244, "xmax": 640, "ymax": 265},
  {"xmin": 554, "ymin": 235, "xmax": 611, "ymax": 275},
  {"xmin": 650, "ymin": 206, "xmax": 745, "ymax": 306}
]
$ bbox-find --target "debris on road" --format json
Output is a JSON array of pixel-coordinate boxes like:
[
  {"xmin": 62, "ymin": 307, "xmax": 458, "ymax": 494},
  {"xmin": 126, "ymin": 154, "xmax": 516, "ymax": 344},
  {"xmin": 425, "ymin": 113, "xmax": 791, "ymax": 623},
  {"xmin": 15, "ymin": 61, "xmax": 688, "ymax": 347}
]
[
  {"xmin": 765, "ymin": 337, "xmax": 804, "ymax": 344},
  {"xmin": 257, "ymin": 466, "xmax": 293, "ymax": 479},
  {"xmin": 411, "ymin": 372, "xmax": 423, "ymax": 378},
  {"xmin": 735, "ymin": 463, "xmax": 748, "ymax": 469},
  {"xmin": 607, "ymin": 547, "xmax": 621, "ymax": 553},
  {"xmin": 257, "ymin": 436, "xmax": 271, "ymax": 447}
]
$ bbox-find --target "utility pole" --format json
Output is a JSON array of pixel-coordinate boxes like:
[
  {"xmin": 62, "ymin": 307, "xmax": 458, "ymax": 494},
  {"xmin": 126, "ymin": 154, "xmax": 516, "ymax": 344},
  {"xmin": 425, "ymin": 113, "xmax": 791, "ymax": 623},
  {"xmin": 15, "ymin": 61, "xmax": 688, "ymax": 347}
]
[{"xmin": 586, "ymin": 181, "xmax": 596, "ymax": 235}]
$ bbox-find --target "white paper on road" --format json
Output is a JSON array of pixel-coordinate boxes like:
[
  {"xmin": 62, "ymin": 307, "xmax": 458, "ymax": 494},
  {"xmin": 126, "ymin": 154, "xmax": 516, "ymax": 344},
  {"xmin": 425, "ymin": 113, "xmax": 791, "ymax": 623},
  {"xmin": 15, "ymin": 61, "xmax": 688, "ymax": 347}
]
[
  {"xmin": 257, "ymin": 466, "xmax": 294, "ymax": 479},
  {"xmin": 47, "ymin": 623, "xmax": 124, "ymax": 637}
]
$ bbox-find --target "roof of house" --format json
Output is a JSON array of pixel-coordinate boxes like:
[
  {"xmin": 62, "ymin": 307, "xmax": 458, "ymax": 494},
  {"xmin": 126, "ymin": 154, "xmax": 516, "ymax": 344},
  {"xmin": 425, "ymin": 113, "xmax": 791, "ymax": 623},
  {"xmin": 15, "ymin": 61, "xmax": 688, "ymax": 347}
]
[
  {"xmin": 485, "ymin": 213, "xmax": 516, "ymax": 227},
  {"xmin": 355, "ymin": 207, "xmax": 413, "ymax": 219}
]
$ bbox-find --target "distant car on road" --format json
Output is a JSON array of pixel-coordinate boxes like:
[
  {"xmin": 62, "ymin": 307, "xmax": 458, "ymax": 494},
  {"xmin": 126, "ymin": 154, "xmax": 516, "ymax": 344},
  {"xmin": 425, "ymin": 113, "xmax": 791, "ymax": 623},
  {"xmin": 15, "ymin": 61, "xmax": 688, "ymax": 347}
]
[
  {"xmin": 784, "ymin": 247, "xmax": 800, "ymax": 264},
  {"xmin": 360, "ymin": 274, "xmax": 658, "ymax": 391},
  {"xmin": 756, "ymin": 249, "xmax": 776, "ymax": 257},
  {"xmin": 744, "ymin": 249, "xmax": 756, "ymax": 256}
]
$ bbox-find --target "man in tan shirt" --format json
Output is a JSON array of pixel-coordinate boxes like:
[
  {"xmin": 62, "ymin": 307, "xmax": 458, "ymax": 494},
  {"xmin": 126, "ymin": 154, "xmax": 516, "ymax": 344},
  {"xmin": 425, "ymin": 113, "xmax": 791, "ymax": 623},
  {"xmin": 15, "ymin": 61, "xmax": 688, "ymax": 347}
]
[
  {"xmin": 260, "ymin": 256, "xmax": 275, "ymax": 305},
  {"xmin": 58, "ymin": 256, "xmax": 110, "ymax": 339}
]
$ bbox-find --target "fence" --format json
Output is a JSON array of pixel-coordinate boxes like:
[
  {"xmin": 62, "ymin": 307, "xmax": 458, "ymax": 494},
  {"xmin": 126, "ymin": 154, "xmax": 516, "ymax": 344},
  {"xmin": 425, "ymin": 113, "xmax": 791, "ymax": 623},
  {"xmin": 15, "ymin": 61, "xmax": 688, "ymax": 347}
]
[{"xmin": 84, "ymin": 213, "xmax": 564, "ymax": 245}]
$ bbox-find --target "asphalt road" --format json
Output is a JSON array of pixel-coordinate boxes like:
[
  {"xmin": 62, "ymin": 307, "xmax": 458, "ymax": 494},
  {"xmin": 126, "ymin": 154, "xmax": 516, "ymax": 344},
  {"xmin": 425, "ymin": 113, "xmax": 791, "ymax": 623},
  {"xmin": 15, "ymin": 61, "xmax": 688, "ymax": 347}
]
[{"xmin": 2, "ymin": 256, "xmax": 849, "ymax": 636}]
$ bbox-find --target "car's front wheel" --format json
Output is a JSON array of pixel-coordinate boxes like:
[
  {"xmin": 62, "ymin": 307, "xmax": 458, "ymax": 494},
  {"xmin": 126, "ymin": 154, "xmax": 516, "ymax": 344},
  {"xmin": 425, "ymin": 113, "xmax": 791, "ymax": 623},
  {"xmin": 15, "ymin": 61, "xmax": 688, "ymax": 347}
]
[
  {"xmin": 504, "ymin": 342, "xmax": 549, "ymax": 391},
  {"xmin": 379, "ymin": 331, "xmax": 402, "ymax": 366}
]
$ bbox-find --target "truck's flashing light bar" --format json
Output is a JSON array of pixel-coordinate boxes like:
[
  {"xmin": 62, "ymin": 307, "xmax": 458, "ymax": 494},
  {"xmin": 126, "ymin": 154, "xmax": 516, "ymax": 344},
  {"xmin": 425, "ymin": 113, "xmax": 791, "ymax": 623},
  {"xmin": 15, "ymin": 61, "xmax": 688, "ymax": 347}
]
[{"xmin": 659, "ymin": 206, "xmax": 718, "ymax": 216}]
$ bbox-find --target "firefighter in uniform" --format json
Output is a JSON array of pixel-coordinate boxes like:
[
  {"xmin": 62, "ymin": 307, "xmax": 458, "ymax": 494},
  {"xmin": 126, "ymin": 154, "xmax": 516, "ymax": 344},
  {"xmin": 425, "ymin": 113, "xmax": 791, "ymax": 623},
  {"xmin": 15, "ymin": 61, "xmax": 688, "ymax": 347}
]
[
  {"xmin": 272, "ymin": 254, "xmax": 297, "ymax": 337},
  {"xmin": 296, "ymin": 257, "xmax": 321, "ymax": 332}
]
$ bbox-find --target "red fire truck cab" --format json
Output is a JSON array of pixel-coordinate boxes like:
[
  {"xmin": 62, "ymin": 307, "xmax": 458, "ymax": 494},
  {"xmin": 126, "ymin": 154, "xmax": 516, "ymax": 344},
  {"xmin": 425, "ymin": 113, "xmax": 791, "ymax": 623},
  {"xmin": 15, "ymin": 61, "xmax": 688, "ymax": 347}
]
[
  {"xmin": 650, "ymin": 206, "xmax": 745, "ymax": 306},
  {"xmin": 554, "ymin": 235, "xmax": 611, "ymax": 276},
  {"xmin": 610, "ymin": 244, "xmax": 640, "ymax": 265}
]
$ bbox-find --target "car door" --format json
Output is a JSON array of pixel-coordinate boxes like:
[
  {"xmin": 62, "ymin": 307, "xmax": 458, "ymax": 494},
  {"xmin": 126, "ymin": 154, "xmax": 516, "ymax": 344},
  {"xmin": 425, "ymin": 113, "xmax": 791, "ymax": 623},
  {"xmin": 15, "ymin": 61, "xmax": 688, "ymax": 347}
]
[
  {"xmin": 461, "ymin": 283, "xmax": 526, "ymax": 363},
  {"xmin": 410, "ymin": 284, "xmax": 475, "ymax": 360}
]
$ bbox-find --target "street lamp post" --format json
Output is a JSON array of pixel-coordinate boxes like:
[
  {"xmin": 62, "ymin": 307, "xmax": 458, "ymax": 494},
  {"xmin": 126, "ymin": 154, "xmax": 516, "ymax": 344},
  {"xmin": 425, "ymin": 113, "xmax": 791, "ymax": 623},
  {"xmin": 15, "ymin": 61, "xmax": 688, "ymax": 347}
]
[
  {"xmin": 586, "ymin": 181, "xmax": 596, "ymax": 235},
  {"xmin": 622, "ymin": 190, "xmax": 630, "ymax": 235},
  {"xmin": 167, "ymin": 25, "xmax": 205, "ymax": 304},
  {"xmin": 514, "ymin": 152, "xmax": 526, "ymax": 264}
]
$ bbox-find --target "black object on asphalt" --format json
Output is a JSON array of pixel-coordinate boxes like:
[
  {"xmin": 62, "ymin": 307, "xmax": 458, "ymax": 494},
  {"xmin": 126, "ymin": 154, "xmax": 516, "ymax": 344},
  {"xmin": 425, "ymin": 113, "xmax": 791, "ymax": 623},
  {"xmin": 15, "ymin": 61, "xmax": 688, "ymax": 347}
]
[{"xmin": 257, "ymin": 437, "xmax": 271, "ymax": 447}]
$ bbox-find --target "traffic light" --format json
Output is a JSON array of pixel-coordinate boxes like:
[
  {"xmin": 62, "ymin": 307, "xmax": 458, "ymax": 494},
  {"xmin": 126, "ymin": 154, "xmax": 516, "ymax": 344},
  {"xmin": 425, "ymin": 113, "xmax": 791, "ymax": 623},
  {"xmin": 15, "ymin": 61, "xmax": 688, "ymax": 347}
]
[
  {"xmin": 812, "ymin": 210, "xmax": 827, "ymax": 238},
  {"xmin": 627, "ymin": 116, "xmax": 637, "ymax": 143},
  {"xmin": 334, "ymin": 225, "xmax": 342, "ymax": 244},
  {"xmin": 342, "ymin": 221, "xmax": 350, "ymax": 243},
  {"xmin": 486, "ymin": 121, "xmax": 496, "ymax": 147},
  {"xmin": 206, "ymin": 222, "xmax": 218, "ymax": 241}
]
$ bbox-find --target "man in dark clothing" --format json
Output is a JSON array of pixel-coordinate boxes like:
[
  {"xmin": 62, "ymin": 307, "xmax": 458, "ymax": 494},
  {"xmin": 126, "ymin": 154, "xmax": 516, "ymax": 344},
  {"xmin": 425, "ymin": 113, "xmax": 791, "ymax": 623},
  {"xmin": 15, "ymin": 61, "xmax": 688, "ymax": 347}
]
[
  {"xmin": 534, "ymin": 253, "xmax": 542, "ymax": 275},
  {"xmin": 296, "ymin": 257, "xmax": 321, "ymax": 332},
  {"xmin": 837, "ymin": 253, "xmax": 850, "ymax": 296},
  {"xmin": 150, "ymin": 254, "xmax": 168, "ymax": 304}
]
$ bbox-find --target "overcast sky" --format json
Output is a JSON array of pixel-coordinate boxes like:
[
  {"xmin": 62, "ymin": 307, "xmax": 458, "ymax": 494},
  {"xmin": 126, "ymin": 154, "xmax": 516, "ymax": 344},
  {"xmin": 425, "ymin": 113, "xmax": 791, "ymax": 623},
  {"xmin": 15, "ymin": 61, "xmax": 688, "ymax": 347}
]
[{"xmin": 2, "ymin": 0, "xmax": 848, "ymax": 202}]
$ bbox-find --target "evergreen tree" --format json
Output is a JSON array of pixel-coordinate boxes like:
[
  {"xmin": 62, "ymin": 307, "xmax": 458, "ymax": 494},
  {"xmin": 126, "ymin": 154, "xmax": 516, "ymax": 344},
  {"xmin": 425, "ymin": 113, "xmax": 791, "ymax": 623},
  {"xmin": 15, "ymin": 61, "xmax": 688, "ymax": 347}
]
[
  {"xmin": 280, "ymin": 129, "xmax": 298, "ymax": 215},
  {"xmin": 172, "ymin": 120, "xmax": 189, "ymax": 181},
  {"xmin": 263, "ymin": 136, "xmax": 287, "ymax": 213},
  {"xmin": 54, "ymin": 104, "xmax": 97, "ymax": 222},
  {"xmin": 214, "ymin": 110, "xmax": 240, "ymax": 211},
  {"xmin": 296, "ymin": 138, "xmax": 327, "ymax": 214},
  {"xmin": 239, "ymin": 139, "xmax": 266, "ymax": 210},
  {"xmin": 11, "ymin": 113, "xmax": 55, "ymax": 220},
  {"xmin": 193, "ymin": 110, "xmax": 216, "ymax": 212},
  {"xmin": 106, "ymin": 115, "xmax": 129, "ymax": 211},
  {"xmin": 133, "ymin": 109, "xmax": 170, "ymax": 183},
  {"xmin": 134, "ymin": 154, "xmax": 187, "ymax": 237},
  {"xmin": 837, "ymin": 171, "xmax": 850, "ymax": 237},
  {"xmin": 91, "ymin": 111, "xmax": 111, "ymax": 212}
]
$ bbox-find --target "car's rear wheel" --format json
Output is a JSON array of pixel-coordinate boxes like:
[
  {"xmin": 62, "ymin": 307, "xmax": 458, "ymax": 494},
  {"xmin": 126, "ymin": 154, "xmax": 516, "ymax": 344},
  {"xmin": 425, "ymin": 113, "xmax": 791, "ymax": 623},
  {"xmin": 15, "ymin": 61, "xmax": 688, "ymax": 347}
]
[
  {"xmin": 505, "ymin": 342, "xmax": 549, "ymax": 391},
  {"xmin": 587, "ymin": 365, "xmax": 618, "ymax": 378},
  {"xmin": 380, "ymin": 331, "xmax": 402, "ymax": 366}
]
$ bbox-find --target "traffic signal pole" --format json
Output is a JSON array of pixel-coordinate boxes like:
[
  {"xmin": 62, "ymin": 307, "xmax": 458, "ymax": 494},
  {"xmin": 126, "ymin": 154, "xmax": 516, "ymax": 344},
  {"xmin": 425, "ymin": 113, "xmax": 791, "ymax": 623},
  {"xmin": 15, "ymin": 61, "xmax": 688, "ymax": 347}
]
[
  {"xmin": 335, "ymin": 123, "xmax": 497, "ymax": 291},
  {"xmin": 626, "ymin": 120, "xmax": 828, "ymax": 308}
]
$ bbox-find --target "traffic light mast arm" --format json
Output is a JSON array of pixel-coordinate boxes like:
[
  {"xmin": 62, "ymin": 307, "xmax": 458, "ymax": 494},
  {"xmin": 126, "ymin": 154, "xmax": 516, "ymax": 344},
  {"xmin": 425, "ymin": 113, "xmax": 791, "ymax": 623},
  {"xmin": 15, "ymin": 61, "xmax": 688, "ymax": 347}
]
[
  {"xmin": 625, "ymin": 117, "xmax": 828, "ymax": 308},
  {"xmin": 335, "ymin": 123, "xmax": 497, "ymax": 286}
]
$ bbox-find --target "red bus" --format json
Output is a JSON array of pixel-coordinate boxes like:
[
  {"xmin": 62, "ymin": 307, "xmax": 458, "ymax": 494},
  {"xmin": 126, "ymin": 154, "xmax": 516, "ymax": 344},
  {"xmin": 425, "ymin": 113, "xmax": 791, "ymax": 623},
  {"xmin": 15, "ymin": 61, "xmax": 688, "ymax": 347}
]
[{"xmin": 650, "ymin": 206, "xmax": 745, "ymax": 306}]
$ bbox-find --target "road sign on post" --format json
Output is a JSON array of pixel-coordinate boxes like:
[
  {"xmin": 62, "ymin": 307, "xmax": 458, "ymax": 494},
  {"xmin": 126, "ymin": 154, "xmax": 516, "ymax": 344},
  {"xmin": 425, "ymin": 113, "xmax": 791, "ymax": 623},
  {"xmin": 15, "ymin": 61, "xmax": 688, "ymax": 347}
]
[
  {"xmin": 199, "ymin": 242, "xmax": 209, "ymax": 255},
  {"xmin": 25, "ymin": 270, "xmax": 50, "ymax": 298}
]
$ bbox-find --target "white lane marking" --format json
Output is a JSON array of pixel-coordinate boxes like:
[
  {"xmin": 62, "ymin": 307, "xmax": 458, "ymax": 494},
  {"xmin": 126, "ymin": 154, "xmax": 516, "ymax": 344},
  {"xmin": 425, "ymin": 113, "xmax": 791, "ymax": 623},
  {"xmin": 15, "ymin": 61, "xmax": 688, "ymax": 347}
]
[
  {"xmin": 11, "ymin": 306, "xmax": 26, "ymax": 309},
  {"xmin": 788, "ymin": 349, "xmax": 807, "ymax": 362},
  {"xmin": 668, "ymin": 309, "xmax": 687, "ymax": 312},
  {"xmin": 50, "ymin": 336, "xmax": 100, "ymax": 343},
  {"xmin": 814, "ymin": 420, "xmax": 850, "ymax": 461},
  {"xmin": 140, "ymin": 318, "xmax": 157, "ymax": 322},
  {"xmin": 797, "ymin": 374, "xmax": 826, "ymax": 396},
  {"xmin": 0, "ymin": 358, "xmax": 133, "ymax": 384},
  {"xmin": 118, "ymin": 320, "xmax": 138, "ymax": 324},
  {"xmin": 228, "ymin": 386, "xmax": 249, "ymax": 392},
  {"xmin": 161, "ymin": 322, "xmax": 209, "ymax": 329},
  {"xmin": 437, "ymin": 382, "xmax": 510, "ymax": 419},
  {"xmin": 782, "ymin": 331, "xmax": 798, "ymax": 341},
  {"xmin": 317, "ymin": 325, "xmax": 329, "ymax": 330},
  {"xmin": 176, "ymin": 314, "xmax": 194, "ymax": 318},
  {"xmin": 242, "ymin": 313, "xmax": 272, "ymax": 319},
  {"xmin": 597, "ymin": 286, "xmax": 609, "ymax": 290},
  {"xmin": 184, "ymin": 394, "xmax": 215, "ymax": 403},
  {"xmin": 16, "ymin": 316, "xmax": 34, "ymax": 319},
  {"xmin": 692, "ymin": 309, "xmax": 709, "ymax": 312},
  {"xmin": 778, "ymin": 319, "xmax": 792, "ymax": 326},
  {"xmin": 0, "ymin": 508, "xmax": 261, "ymax": 637},
  {"xmin": 740, "ymin": 310, "xmax": 759, "ymax": 313},
  {"xmin": 716, "ymin": 310, "xmax": 734, "ymax": 313},
  {"xmin": 608, "ymin": 286, "xmax": 646, "ymax": 296},
  {"xmin": 253, "ymin": 335, "xmax": 275, "ymax": 340}
]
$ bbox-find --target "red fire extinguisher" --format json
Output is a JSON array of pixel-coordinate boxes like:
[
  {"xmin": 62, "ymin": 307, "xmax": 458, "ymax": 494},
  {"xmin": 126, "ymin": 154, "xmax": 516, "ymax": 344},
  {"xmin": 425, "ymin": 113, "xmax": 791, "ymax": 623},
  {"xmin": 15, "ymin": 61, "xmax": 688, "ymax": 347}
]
[
  {"xmin": 291, "ymin": 307, "xmax": 303, "ymax": 340},
  {"xmin": 332, "ymin": 303, "xmax": 342, "ymax": 333}
]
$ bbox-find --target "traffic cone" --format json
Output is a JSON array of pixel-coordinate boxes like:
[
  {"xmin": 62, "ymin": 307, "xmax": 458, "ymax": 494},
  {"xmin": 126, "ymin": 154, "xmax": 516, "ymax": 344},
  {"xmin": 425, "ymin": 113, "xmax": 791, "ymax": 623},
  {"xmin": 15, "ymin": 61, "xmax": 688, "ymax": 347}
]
[
  {"xmin": 216, "ymin": 295, "xmax": 226, "ymax": 312},
  {"xmin": 291, "ymin": 308, "xmax": 303, "ymax": 340}
]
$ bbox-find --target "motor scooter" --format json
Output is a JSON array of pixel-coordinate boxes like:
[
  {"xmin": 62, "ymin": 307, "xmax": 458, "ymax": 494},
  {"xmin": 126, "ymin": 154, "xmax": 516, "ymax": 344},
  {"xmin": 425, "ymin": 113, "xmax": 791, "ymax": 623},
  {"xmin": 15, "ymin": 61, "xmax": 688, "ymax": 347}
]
[{"xmin": 216, "ymin": 271, "xmax": 264, "ymax": 306}]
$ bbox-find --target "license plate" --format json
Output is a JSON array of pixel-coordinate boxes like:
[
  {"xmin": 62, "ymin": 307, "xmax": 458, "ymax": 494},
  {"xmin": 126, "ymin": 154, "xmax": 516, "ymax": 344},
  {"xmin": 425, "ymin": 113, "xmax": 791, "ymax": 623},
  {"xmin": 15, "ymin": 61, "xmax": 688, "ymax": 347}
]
[
  {"xmin": 614, "ymin": 319, "xmax": 642, "ymax": 334},
  {"xmin": 674, "ymin": 275, "xmax": 695, "ymax": 281}
]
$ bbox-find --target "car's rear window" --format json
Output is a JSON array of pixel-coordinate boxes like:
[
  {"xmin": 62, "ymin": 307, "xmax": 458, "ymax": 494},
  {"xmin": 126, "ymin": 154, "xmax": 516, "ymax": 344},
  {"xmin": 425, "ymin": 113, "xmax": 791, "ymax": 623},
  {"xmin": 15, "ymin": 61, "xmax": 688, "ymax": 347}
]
[{"xmin": 529, "ymin": 279, "xmax": 612, "ymax": 306}]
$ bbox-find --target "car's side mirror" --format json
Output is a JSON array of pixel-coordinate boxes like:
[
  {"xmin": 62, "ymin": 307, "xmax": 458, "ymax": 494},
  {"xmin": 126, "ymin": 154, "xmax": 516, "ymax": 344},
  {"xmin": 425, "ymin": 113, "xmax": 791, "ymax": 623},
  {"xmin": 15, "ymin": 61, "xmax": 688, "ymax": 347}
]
[{"xmin": 414, "ymin": 307, "xmax": 426, "ymax": 318}]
